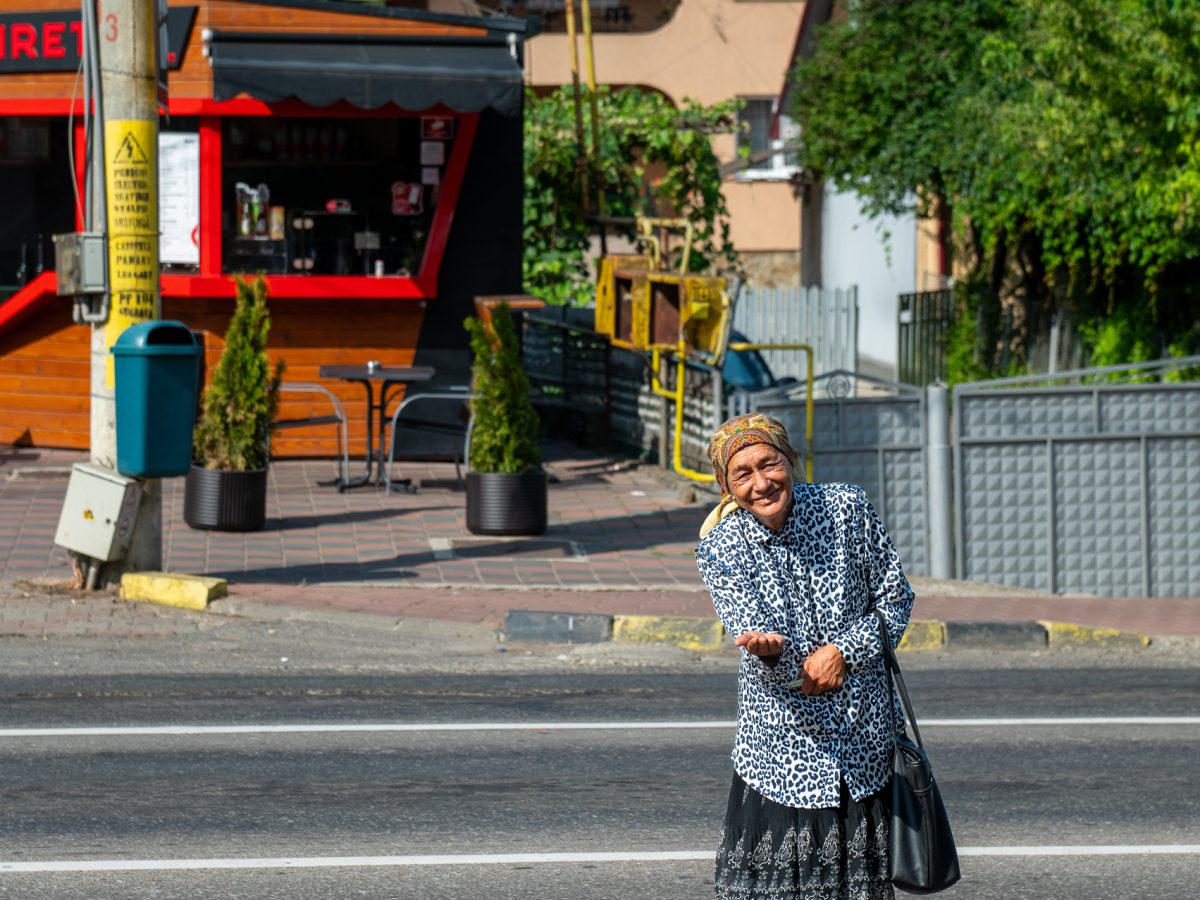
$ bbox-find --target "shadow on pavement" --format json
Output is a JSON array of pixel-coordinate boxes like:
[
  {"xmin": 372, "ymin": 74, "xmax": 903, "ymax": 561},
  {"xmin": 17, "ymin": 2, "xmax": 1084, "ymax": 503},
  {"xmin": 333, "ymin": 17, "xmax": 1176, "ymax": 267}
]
[{"xmin": 262, "ymin": 507, "xmax": 444, "ymax": 532}]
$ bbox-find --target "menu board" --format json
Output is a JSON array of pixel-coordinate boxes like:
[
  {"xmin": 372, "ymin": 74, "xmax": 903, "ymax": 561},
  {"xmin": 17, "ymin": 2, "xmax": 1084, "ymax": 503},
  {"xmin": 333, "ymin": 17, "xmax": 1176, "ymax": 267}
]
[{"xmin": 159, "ymin": 132, "xmax": 199, "ymax": 266}]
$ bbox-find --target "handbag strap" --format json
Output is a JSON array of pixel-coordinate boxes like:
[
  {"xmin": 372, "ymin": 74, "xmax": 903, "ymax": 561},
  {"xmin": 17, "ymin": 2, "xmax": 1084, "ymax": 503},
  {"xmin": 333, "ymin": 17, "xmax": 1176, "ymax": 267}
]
[{"xmin": 873, "ymin": 609, "xmax": 925, "ymax": 749}]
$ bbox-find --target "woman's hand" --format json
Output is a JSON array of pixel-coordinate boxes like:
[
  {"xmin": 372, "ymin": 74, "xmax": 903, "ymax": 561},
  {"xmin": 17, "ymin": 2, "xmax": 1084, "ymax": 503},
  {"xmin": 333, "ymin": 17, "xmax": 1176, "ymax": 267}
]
[
  {"xmin": 734, "ymin": 630, "xmax": 786, "ymax": 664},
  {"xmin": 799, "ymin": 644, "xmax": 846, "ymax": 695}
]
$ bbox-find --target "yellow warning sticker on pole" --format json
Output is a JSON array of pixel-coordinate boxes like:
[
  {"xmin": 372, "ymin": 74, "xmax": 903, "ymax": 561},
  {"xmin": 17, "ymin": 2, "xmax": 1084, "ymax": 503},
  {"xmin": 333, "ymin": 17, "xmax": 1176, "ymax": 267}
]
[{"xmin": 103, "ymin": 119, "xmax": 160, "ymax": 387}]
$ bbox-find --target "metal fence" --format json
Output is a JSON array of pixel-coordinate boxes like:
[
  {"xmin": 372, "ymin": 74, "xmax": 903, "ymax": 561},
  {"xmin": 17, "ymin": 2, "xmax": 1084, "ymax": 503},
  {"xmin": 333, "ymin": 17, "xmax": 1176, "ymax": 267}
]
[
  {"xmin": 761, "ymin": 373, "xmax": 930, "ymax": 577},
  {"xmin": 522, "ymin": 307, "xmax": 1200, "ymax": 597},
  {"xmin": 733, "ymin": 285, "xmax": 858, "ymax": 380},
  {"xmin": 954, "ymin": 358, "xmax": 1200, "ymax": 597},
  {"xmin": 897, "ymin": 290, "xmax": 954, "ymax": 386}
]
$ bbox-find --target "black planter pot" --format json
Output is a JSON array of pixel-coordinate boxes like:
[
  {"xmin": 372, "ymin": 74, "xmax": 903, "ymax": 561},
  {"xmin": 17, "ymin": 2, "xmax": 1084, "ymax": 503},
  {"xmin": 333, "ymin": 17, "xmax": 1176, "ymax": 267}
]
[
  {"xmin": 183, "ymin": 465, "xmax": 268, "ymax": 532},
  {"xmin": 465, "ymin": 471, "xmax": 548, "ymax": 536}
]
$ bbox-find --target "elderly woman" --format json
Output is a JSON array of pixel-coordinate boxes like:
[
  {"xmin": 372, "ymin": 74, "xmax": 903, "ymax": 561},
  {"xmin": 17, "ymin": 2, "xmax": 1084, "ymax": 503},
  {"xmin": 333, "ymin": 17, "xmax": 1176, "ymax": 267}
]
[{"xmin": 695, "ymin": 413, "xmax": 913, "ymax": 900}]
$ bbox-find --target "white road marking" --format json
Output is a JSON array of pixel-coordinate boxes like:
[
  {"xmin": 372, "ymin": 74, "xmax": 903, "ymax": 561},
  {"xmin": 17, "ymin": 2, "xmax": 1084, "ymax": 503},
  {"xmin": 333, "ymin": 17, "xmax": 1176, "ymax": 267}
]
[
  {"xmin": 1, "ymin": 846, "xmax": 1199, "ymax": 873},
  {"xmin": 958, "ymin": 845, "xmax": 1200, "ymax": 856},
  {"xmin": 0, "ymin": 717, "xmax": 1196, "ymax": 738}
]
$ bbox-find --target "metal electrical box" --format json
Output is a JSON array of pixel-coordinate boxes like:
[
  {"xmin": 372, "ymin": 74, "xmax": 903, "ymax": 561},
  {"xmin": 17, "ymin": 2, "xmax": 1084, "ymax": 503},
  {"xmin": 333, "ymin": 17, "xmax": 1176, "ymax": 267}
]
[
  {"xmin": 53, "ymin": 232, "xmax": 107, "ymax": 295},
  {"xmin": 54, "ymin": 464, "xmax": 142, "ymax": 562}
]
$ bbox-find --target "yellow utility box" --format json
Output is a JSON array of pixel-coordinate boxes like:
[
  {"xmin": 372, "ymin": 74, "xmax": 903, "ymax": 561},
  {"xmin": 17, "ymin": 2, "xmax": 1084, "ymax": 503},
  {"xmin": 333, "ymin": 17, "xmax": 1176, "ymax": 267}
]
[
  {"xmin": 595, "ymin": 255, "xmax": 650, "ymax": 338},
  {"xmin": 640, "ymin": 272, "xmax": 731, "ymax": 359},
  {"xmin": 682, "ymin": 276, "xmax": 730, "ymax": 362}
]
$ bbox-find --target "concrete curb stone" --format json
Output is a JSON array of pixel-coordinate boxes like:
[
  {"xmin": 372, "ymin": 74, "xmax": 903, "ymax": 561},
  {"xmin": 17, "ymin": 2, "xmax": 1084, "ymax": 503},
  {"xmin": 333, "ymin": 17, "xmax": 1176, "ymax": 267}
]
[
  {"xmin": 611, "ymin": 615, "xmax": 724, "ymax": 651},
  {"xmin": 120, "ymin": 572, "xmax": 228, "ymax": 611},
  {"xmin": 1041, "ymin": 620, "xmax": 1151, "ymax": 650},
  {"xmin": 942, "ymin": 620, "xmax": 1047, "ymax": 650},
  {"xmin": 897, "ymin": 620, "xmax": 946, "ymax": 651},
  {"xmin": 501, "ymin": 611, "xmax": 1162, "ymax": 652},
  {"xmin": 504, "ymin": 611, "xmax": 612, "ymax": 644}
]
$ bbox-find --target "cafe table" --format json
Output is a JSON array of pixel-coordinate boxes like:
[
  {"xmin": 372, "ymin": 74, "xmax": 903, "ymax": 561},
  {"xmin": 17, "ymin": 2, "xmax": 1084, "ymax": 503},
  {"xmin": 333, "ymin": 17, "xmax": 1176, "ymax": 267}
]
[{"xmin": 318, "ymin": 363, "xmax": 436, "ymax": 490}]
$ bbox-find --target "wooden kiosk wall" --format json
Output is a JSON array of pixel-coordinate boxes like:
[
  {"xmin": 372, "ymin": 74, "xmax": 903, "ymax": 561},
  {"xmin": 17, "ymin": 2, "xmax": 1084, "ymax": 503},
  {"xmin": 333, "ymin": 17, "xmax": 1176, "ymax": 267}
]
[{"xmin": 0, "ymin": 0, "xmax": 523, "ymax": 459}]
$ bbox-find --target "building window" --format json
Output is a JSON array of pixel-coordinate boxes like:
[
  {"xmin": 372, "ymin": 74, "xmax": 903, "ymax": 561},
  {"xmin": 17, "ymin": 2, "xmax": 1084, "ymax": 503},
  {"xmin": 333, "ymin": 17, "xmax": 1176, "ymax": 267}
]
[
  {"xmin": 736, "ymin": 98, "xmax": 800, "ymax": 181},
  {"xmin": 0, "ymin": 117, "xmax": 75, "ymax": 298},
  {"xmin": 221, "ymin": 115, "xmax": 452, "ymax": 277}
]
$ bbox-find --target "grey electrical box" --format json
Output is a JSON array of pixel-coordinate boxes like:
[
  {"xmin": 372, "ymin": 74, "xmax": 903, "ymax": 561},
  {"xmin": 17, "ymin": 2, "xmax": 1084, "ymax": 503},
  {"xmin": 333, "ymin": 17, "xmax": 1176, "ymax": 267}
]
[
  {"xmin": 54, "ymin": 464, "xmax": 142, "ymax": 562},
  {"xmin": 53, "ymin": 232, "xmax": 107, "ymax": 295}
]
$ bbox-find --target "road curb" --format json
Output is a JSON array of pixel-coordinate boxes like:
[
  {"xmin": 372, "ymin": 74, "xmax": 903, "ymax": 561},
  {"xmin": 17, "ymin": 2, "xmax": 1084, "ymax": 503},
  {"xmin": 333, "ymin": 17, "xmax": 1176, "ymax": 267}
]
[
  {"xmin": 943, "ymin": 620, "xmax": 1048, "ymax": 650},
  {"xmin": 120, "ymin": 572, "xmax": 227, "ymax": 611},
  {"xmin": 498, "ymin": 610, "xmax": 1167, "ymax": 652},
  {"xmin": 612, "ymin": 615, "xmax": 724, "ymax": 651},
  {"xmin": 1041, "ymin": 620, "xmax": 1151, "ymax": 650},
  {"xmin": 897, "ymin": 620, "xmax": 946, "ymax": 651},
  {"xmin": 504, "ymin": 610, "xmax": 612, "ymax": 644}
]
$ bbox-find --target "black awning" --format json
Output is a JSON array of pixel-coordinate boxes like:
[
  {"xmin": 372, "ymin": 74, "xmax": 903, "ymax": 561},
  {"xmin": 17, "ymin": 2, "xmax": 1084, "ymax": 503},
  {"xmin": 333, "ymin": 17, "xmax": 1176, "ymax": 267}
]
[{"xmin": 211, "ymin": 39, "xmax": 524, "ymax": 116}]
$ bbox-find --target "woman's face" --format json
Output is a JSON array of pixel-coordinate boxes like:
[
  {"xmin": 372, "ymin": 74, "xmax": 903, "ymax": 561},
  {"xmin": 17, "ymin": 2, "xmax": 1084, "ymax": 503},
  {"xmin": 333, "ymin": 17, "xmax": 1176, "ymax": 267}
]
[{"xmin": 724, "ymin": 443, "xmax": 794, "ymax": 529}]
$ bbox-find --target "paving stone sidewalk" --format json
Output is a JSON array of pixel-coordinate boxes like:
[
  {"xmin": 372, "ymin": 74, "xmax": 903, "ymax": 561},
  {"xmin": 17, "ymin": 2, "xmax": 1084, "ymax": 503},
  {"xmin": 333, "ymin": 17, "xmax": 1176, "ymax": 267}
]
[
  {"xmin": 2, "ymin": 443, "xmax": 1199, "ymax": 641},
  {"xmin": 0, "ymin": 444, "xmax": 704, "ymax": 590}
]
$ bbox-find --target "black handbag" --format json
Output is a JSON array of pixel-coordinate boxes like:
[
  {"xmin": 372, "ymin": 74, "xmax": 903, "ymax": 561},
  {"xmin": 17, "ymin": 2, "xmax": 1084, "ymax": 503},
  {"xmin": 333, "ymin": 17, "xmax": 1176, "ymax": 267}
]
[{"xmin": 873, "ymin": 610, "xmax": 961, "ymax": 894}]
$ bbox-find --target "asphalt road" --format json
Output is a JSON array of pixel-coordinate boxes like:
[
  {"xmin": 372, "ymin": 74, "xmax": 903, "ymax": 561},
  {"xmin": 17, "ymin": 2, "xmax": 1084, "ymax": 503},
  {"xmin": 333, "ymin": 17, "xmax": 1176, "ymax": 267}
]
[{"xmin": 0, "ymin": 623, "xmax": 1196, "ymax": 899}]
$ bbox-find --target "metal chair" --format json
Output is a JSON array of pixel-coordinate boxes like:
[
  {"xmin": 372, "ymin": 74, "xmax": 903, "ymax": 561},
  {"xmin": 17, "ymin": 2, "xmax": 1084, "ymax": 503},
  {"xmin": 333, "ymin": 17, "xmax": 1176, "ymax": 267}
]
[
  {"xmin": 272, "ymin": 382, "xmax": 350, "ymax": 486},
  {"xmin": 384, "ymin": 388, "xmax": 476, "ymax": 496}
]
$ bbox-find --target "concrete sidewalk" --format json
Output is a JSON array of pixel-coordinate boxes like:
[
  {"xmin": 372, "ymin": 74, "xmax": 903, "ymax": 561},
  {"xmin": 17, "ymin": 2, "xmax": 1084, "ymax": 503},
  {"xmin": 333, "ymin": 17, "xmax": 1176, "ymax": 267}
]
[{"xmin": 2, "ymin": 443, "xmax": 1198, "ymax": 644}]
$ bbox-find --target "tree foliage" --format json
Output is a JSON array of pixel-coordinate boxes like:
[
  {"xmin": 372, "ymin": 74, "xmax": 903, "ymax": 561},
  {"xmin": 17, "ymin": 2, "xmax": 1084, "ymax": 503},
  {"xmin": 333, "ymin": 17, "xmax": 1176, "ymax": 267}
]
[
  {"xmin": 193, "ymin": 276, "xmax": 283, "ymax": 471},
  {"xmin": 524, "ymin": 86, "xmax": 740, "ymax": 306},
  {"xmin": 464, "ymin": 304, "xmax": 542, "ymax": 474},
  {"xmin": 792, "ymin": 0, "xmax": 1200, "ymax": 378}
]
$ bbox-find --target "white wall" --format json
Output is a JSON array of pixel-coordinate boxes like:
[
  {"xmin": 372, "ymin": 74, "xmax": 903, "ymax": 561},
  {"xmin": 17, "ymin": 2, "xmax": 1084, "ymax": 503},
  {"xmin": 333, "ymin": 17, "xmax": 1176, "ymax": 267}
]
[{"xmin": 820, "ymin": 187, "xmax": 916, "ymax": 379}]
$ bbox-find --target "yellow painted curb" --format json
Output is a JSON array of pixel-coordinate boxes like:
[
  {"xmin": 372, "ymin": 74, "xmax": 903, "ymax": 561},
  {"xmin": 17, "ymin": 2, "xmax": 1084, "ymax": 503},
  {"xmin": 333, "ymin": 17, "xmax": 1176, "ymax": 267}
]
[
  {"xmin": 120, "ymin": 572, "xmax": 227, "ymax": 612},
  {"xmin": 897, "ymin": 620, "xmax": 946, "ymax": 652},
  {"xmin": 1041, "ymin": 621, "xmax": 1151, "ymax": 650},
  {"xmin": 612, "ymin": 615, "xmax": 725, "ymax": 651}
]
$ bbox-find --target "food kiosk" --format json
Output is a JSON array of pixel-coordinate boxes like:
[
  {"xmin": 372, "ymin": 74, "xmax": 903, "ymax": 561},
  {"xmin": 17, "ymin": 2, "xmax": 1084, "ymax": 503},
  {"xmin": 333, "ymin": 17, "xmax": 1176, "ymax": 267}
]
[{"xmin": 0, "ymin": 0, "xmax": 532, "ymax": 457}]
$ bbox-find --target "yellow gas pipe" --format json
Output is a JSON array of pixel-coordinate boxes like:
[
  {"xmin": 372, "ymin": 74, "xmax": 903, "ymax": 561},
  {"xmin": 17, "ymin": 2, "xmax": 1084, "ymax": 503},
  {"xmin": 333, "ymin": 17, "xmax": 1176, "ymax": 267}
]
[{"xmin": 650, "ymin": 341, "xmax": 815, "ymax": 485}]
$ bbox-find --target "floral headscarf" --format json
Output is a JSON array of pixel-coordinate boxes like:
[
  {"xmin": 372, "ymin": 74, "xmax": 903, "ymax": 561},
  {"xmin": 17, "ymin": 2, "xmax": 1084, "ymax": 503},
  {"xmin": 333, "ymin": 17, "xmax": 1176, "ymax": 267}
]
[{"xmin": 700, "ymin": 414, "xmax": 799, "ymax": 537}]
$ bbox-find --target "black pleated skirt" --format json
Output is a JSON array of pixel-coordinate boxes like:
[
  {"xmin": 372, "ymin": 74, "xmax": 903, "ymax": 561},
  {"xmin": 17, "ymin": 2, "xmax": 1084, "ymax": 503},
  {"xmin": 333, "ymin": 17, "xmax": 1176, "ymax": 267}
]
[{"xmin": 714, "ymin": 773, "xmax": 894, "ymax": 900}]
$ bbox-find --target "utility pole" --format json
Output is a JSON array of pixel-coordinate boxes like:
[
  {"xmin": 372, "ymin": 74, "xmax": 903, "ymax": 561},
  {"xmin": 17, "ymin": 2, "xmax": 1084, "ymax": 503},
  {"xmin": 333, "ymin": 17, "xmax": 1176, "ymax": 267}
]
[{"xmin": 94, "ymin": 0, "xmax": 162, "ymax": 581}]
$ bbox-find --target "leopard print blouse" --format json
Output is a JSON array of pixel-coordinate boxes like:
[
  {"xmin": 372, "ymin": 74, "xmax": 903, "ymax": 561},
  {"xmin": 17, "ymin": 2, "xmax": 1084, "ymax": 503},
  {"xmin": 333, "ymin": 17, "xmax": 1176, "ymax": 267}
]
[{"xmin": 695, "ymin": 482, "xmax": 914, "ymax": 809}]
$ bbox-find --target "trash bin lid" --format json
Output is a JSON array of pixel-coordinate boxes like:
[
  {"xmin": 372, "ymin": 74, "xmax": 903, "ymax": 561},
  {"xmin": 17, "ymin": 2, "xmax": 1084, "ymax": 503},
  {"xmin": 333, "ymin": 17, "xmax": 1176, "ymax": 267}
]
[{"xmin": 109, "ymin": 320, "xmax": 199, "ymax": 357}]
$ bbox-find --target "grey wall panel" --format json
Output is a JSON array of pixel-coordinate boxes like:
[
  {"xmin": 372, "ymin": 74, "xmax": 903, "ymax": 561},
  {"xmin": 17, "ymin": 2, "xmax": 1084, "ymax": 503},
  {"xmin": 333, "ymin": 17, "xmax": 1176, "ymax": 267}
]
[
  {"xmin": 841, "ymin": 400, "xmax": 922, "ymax": 447},
  {"xmin": 883, "ymin": 449, "xmax": 928, "ymax": 576},
  {"xmin": 813, "ymin": 450, "xmax": 882, "ymax": 502},
  {"xmin": 956, "ymin": 381, "xmax": 1200, "ymax": 596},
  {"xmin": 1100, "ymin": 389, "xmax": 1200, "ymax": 435},
  {"xmin": 1147, "ymin": 437, "xmax": 1200, "ymax": 596},
  {"xmin": 1052, "ymin": 440, "xmax": 1144, "ymax": 596},
  {"xmin": 961, "ymin": 442, "xmax": 1052, "ymax": 592},
  {"xmin": 960, "ymin": 392, "xmax": 1095, "ymax": 439}
]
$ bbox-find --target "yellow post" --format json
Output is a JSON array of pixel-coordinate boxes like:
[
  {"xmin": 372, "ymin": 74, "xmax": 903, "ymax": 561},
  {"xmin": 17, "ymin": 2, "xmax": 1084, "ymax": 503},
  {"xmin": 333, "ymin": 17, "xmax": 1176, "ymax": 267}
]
[
  {"xmin": 579, "ymin": 0, "xmax": 606, "ymax": 237},
  {"xmin": 562, "ymin": 1, "xmax": 590, "ymax": 215}
]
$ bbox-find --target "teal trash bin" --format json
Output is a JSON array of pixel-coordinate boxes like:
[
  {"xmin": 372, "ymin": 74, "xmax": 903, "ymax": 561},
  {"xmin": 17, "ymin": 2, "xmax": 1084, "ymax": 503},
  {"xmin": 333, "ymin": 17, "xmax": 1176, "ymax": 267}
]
[{"xmin": 110, "ymin": 321, "xmax": 200, "ymax": 478}]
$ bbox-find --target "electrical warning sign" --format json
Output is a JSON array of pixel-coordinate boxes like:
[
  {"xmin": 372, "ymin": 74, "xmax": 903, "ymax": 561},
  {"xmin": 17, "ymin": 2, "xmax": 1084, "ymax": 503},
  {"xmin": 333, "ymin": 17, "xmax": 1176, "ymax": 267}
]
[{"xmin": 103, "ymin": 120, "xmax": 159, "ymax": 387}]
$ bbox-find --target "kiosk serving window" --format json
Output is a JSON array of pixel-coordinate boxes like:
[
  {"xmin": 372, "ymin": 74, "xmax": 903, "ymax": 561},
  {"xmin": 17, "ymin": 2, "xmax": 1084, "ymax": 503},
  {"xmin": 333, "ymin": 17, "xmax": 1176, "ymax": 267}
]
[
  {"xmin": 221, "ymin": 115, "xmax": 454, "ymax": 278},
  {"xmin": 0, "ymin": 117, "xmax": 75, "ymax": 297}
]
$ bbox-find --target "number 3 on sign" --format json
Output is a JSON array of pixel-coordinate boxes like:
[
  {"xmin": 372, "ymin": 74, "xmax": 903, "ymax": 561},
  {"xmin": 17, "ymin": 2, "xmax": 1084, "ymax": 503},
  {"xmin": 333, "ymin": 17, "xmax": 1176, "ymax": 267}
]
[{"xmin": 105, "ymin": 13, "xmax": 118, "ymax": 42}]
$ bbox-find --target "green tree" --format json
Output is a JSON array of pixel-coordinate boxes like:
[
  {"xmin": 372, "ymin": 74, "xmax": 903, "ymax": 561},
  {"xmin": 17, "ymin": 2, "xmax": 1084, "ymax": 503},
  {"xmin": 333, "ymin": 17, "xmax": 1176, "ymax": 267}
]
[
  {"xmin": 792, "ymin": 0, "xmax": 1200, "ymax": 379},
  {"xmin": 464, "ymin": 304, "xmax": 542, "ymax": 474},
  {"xmin": 193, "ymin": 276, "xmax": 283, "ymax": 470},
  {"xmin": 524, "ymin": 86, "xmax": 740, "ymax": 306}
]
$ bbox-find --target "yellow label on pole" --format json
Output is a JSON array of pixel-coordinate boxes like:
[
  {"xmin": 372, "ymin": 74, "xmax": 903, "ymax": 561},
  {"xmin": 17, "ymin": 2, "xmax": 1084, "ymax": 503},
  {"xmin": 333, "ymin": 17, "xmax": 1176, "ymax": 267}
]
[{"xmin": 103, "ymin": 119, "xmax": 160, "ymax": 387}]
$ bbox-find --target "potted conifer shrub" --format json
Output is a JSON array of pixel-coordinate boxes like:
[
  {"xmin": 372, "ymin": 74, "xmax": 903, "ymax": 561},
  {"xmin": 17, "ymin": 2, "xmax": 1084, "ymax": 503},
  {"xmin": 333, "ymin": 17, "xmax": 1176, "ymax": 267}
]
[
  {"xmin": 183, "ymin": 276, "xmax": 283, "ymax": 532},
  {"xmin": 463, "ymin": 303, "xmax": 547, "ymax": 535}
]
